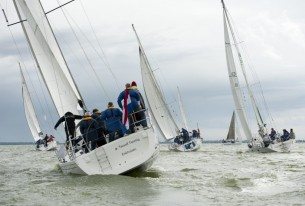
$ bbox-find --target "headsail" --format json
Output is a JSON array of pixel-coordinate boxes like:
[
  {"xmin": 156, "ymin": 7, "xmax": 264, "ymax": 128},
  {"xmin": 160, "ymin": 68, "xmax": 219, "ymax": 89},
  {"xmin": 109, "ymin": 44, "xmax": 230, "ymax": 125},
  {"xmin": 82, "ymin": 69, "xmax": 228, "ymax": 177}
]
[
  {"xmin": 222, "ymin": 1, "xmax": 264, "ymax": 130},
  {"xmin": 177, "ymin": 86, "xmax": 189, "ymax": 131},
  {"xmin": 133, "ymin": 25, "xmax": 179, "ymax": 140},
  {"xmin": 226, "ymin": 111, "xmax": 235, "ymax": 140},
  {"xmin": 222, "ymin": 0, "xmax": 253, "ymax": 141},
  {"xmin": 21, "ymin": 67, "xmax": 42, "ymax": 142},
  {"xmin": 13, "ymin": 0, "xmax": 85, "ymax": 117}
]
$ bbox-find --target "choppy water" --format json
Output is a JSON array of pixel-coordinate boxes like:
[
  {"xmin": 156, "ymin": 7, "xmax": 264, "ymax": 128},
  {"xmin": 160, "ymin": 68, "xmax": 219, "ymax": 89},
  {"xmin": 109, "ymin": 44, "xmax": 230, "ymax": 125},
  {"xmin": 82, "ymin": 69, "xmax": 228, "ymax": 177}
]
[{"xmin": 1, "ymin": 143, "xmax": 305, "ymax": 206}]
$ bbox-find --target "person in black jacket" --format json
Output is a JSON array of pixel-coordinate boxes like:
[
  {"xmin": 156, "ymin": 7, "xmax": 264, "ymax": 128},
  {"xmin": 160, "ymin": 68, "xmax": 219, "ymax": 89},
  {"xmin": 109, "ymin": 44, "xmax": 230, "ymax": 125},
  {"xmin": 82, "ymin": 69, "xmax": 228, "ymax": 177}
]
[
  {"xmin": 91, "ymin": 108, "xmax": 107, "ymax": 146},
  {"xmin": 54, "ymin": 111, "xmax": 83, "ymax": 144}
]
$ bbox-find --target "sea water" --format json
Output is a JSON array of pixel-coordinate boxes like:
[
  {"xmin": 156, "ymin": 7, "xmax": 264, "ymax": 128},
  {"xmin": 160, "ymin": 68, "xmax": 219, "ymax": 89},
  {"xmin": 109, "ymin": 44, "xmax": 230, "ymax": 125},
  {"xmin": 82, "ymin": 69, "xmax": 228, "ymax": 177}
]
[{"xmin": 1, "ymin": 143, "xmax": 305, "ymax": 205}]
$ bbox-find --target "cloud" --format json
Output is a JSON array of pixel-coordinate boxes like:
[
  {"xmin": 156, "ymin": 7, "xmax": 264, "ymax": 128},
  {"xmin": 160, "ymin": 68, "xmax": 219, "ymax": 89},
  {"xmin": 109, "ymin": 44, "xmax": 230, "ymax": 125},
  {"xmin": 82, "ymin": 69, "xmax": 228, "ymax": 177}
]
[{"xmin": 0, "ymin": 0, "xmax": 304, "ymax": 142}]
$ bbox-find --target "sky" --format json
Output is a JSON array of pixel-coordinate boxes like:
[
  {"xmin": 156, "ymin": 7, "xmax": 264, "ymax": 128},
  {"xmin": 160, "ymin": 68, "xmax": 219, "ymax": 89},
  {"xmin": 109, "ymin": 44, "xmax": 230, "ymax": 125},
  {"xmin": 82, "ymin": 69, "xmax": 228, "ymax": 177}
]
[{"xmin": 0, "ymin": 0, "xmax": 304, "ymax": 142}]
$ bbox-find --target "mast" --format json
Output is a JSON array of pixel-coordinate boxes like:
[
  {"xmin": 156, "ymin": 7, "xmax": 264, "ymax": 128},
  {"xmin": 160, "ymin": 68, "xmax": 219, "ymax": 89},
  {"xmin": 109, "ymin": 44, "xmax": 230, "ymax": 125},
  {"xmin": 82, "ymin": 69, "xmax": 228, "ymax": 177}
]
[
  {"xmin": 133, "ymin": 24, "xmax": 180, "ymax": 140},
  {"xmin": 177, "ymin": 86, "xmax": 189, "ymax": 131},
  {"xmin": 222, "ymin": 0, "xmax": 253, "ymax": 141},
  {"xmin": 13, "ymin": 0, "xmax": 86, "ymax": 117},
  {"xmin": 222, "ymin": 0, "xmax": 264, "ymax": 128}
]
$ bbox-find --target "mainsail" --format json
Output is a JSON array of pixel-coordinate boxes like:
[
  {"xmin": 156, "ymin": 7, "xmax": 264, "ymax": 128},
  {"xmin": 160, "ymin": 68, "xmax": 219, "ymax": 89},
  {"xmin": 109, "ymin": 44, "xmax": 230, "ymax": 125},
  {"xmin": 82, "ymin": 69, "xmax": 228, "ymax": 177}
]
[
  {"xmin": 132, "ymin": 25, "xmax": 179, "ymax": 140},
  {"xmin": 177, "ymin": 86, "xmax": 188, "ymax": 131},
  {"xmin": 13, "ymin": 0, "xmax": 85, "ymax": 117},
  {"xmin": 222, "ymin": 0, "xmax": 253, "ymax": 141},
  {"xmin": 226, "ymin": 111, "xmax": 235, "ymax": 140},
  {"xmin": 21, "ymin": 67, "xmax": 42, "ymax": 142}
]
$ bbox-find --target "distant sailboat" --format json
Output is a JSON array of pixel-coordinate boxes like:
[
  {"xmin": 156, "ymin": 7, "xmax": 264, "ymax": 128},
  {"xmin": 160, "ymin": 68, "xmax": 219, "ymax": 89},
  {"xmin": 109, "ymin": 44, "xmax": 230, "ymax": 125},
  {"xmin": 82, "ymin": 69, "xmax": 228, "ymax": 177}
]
[
  {"xmin": 132, "ymin": 24, "xmax": 201, "ymax": 152},
  {"xmin": 222, "ymin": 111, "xmax": 241, "ymax": 145},
  {"xmin": 221, "ymin": 0, "xmax": 294, "ymax": 152},
  {"xmin": 11, "ymin": 0, "xmax": 159, "ymax": 175},
  {"xmin": 20, "ymin": 65, "xmax": 57, "ymax": 151}
]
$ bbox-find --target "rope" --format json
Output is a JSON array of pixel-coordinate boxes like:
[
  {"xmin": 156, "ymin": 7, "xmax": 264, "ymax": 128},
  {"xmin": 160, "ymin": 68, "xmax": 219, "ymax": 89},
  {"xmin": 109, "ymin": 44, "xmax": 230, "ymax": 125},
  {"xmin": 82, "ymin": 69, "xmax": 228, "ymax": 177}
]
[
  {"xmin": 55, "ymin": 0, "xmax": 111, "ymax": 101},
  {"xmin": 78, "ymin": 0, "xmax": 120, "ymax": 90}
]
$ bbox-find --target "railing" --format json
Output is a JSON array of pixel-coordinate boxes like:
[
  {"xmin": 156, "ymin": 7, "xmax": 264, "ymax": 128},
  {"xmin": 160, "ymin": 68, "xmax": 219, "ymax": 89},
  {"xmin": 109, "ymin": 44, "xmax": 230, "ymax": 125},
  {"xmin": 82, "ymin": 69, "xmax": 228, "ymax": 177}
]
[{"xmin": 57, "ymin": 108, "xmax": 152, "ymax": 163}]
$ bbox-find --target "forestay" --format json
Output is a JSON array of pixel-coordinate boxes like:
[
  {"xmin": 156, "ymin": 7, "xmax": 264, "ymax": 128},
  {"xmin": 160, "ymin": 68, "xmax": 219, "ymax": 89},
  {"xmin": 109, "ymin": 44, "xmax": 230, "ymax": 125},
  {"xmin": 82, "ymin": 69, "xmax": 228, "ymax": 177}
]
[
  {"xmin": 21, "ymin": 68, "xmax": 42, "ymax": 142},
  {"xmin": 133, "ymin": 25, "xmax": 179, "ymax": 140},
  {"xmin": 222, "ymin": 4, "xmax": 253, "ymax": 141},
  {"xmin": 13, "ymin": 0, "xmax": 84, "ymax": 117}
]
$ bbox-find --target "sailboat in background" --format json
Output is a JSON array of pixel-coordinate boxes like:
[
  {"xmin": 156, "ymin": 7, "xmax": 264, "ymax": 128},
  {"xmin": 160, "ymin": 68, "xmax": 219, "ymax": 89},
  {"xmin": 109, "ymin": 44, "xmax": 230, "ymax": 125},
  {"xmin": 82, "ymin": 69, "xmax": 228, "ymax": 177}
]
[
  {"xmin": 11, "ymin": 0, "xmax": 159, "ymax": 175},
  {"xmin": 132, "ymin": 25, "xmax": 201, "ymax": 152},
  {"xmin": 221, "ymin": 0, "xmax": 294, "ymax": 152},
  {"xmin": 222, "ymin": 111, "xmax": 241, "ymax": 145},
  {"xmin": 21, "ymin": 65, "xmax": 57, "ymax": 151},
  {"xmin": 175, "ymin": 86, "xmax": 202, "ymax": 150}
]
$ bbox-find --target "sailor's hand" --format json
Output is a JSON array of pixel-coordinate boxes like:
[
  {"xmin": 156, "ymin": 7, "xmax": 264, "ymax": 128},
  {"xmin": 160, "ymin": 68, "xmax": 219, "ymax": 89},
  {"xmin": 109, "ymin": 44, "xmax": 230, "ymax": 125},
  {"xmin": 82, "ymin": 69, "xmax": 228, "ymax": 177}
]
[{"xmin": 54, "ymin": 127, "xmax": 57, "ymax": 130}]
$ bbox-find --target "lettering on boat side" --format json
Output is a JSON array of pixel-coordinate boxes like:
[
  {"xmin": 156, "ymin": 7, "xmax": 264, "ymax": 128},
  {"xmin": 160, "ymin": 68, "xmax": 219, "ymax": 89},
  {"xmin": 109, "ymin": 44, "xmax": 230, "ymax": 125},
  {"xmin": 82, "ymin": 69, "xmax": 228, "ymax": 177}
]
[
  {"xmin": 122, "ymin": 148, "xmax": 136, "ymax": 156},
  {"xmin": 117, "ymin": 138, "xmax": 141, "ymax": 149}
]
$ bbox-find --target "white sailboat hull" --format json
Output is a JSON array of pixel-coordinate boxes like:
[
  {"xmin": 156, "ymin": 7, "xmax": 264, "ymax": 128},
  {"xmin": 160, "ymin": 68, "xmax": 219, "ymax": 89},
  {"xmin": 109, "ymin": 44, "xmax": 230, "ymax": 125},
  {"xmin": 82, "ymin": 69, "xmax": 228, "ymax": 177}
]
[
  {"xmin": 248, "ymin": 139, "xmax": 295, "ymax": 153},
  {"xmin": 58, "ymin": 127, "xmax": 159, "ymax": 175},
  {"xmin": 168, "ymin": 138, "xmax": 202, "ymax": 152},
  {"xmin": 36, "ymin": 140, "xmax": 58, "ymax": 151},
  {"xmin": 269, "ymin": 139, "xmax": 295, "ymax": 153}
]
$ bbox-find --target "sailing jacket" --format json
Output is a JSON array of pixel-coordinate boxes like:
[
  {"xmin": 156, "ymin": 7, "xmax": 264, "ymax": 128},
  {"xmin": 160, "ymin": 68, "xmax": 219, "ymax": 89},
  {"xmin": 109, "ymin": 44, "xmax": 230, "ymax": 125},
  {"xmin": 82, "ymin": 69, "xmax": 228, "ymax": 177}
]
[
  {"xmin": 117, "ymin": 89, "xmax": 140, "ymax": 113},
  {"xmin": 79, "ymin": 116, "xmax": 99, "ymax": 142},
  {"xmin": 54, "ymin": 113, "xmax": 83, "ymax": 134},
  {"xmin": 100, "ymin": 108, "xmax": 126, "ymax": 134}
]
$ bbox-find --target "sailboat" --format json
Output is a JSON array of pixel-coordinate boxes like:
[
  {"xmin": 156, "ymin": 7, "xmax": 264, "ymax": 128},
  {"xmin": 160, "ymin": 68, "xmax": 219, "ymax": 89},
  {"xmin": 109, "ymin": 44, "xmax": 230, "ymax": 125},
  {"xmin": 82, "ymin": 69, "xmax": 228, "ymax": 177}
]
[
  {"xmin": 21, "ymin": 65, "xmax": 57, "ymax": 151},
  {"xmin": 221, "ymin": 0, "xmax": 294, "ymax": 152},
  {"xmin": 11, "ymin": 0, "xmax": 159, "ymax": 175},
  {"xmin": 132, "ymin": 25, "xmax": 201, "ymax": 152},
  {"xmin": 222, "ymin": 111, "xmax": 241, "ymax": 145}
]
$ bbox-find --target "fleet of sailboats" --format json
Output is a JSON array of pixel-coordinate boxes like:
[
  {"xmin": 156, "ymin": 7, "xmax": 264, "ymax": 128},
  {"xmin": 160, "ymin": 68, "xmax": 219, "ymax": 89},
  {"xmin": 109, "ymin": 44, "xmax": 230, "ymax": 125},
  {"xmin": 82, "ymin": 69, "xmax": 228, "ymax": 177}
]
[{"xmin": 2, "ymin": 0, "xmax": 298, "ymax": 176}]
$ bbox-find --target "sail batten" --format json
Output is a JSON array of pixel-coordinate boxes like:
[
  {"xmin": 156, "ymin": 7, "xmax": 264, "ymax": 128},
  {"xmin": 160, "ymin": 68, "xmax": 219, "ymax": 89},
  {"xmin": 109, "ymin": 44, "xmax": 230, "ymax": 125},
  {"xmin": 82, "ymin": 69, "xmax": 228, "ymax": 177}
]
[{"xmin": 13, "ymin": 0, "xmax": 84, "ymax": 117}]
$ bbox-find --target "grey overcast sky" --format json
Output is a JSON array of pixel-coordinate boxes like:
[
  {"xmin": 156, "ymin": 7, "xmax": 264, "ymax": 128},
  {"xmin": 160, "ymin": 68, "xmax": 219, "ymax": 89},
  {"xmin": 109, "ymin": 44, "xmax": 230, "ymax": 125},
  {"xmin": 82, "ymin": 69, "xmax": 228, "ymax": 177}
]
[{"xmin": 0, "ymin": 0, "xmax": 304, "ymax": 142}]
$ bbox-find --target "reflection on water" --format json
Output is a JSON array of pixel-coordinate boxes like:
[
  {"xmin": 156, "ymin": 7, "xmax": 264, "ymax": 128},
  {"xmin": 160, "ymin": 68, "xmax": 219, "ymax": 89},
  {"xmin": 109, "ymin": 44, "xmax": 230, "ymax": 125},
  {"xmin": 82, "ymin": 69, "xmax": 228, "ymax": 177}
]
[{"xmin": 1, "ymin": 143, "xmax": 305, "ymax": 205}]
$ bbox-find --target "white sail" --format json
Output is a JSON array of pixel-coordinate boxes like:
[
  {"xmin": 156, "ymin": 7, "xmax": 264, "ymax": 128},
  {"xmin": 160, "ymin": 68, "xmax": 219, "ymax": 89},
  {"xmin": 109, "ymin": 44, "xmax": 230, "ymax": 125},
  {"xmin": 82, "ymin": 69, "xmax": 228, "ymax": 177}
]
[
  {"xmin": 222, "ymin": 4, "xmax": 253, "ymax": 141},
  {"xmin": 133, "ymin": 25, "xmax": 179, "ymax": 140},
  {"xmin": 222, "ymin": 1, "xmax": 264, "ymax": 130},
  {"xmin": 21, "ymin": 68, "xmax": 42, "ymax": 142},
  {"xmin": 13, "ymin": 0, "xmax": 84, "ymax": 117},
  {"xmin": 177, "ymin": 86, "xmax": 188, "ymax": 131}
]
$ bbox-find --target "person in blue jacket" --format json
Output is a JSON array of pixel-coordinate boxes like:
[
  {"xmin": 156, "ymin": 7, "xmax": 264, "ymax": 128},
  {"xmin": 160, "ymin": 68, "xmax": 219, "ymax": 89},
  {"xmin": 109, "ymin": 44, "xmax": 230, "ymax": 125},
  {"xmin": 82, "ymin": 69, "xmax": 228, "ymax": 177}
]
[
  {"xmin": 117, "ymin": 83, "xmax": 140, "ymax": 133},
  {"xmin": 100, "ymin": 102, "xmax": 126, "ymax": 142},
  {"xmin": 79, "ymin": 112, "xmax": 99, "ymax": 152},
  {"xmin": 281, "ymin": 129, "xmax": 290, "ymax": 141},
  {"xmin": 130, "ymin": 81, "xmax": 147, "ymax": 128},
  {"xmin": 269, "ymin": 128, "xmax": 276, "ymax": 141}
]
